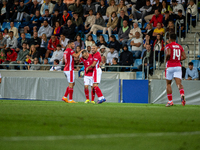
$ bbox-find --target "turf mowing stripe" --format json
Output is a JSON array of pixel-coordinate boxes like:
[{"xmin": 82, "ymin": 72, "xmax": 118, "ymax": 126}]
[{"xmin": 1, "ymin": 131, "xmax": 200, "ymax": 141}]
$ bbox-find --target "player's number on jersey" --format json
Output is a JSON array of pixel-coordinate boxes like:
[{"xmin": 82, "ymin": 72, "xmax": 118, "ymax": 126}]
[
  {"xmin": 173, "ymin": 49, "xmax": 181, "ymax": 60},
  {"xmin": 87, "ymin": 62, "xmax": 90, "ymax": 65}
]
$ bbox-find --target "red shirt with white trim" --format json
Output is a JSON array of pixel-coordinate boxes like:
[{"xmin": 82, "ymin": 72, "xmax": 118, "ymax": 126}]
[
  {"xmin": 92, "ymin": 51, "xmax": 101, "ymax": 70},
  {"xmin": 63, "ymin": 48, "xmax": 75, "ymax": 71},
  {"xmin": 80, "ymin": 54, "xmax": 93, "ymax": 77},
  {"xmin": 165, "ymin": 42, "xmax": 184, "ymax": 68}
]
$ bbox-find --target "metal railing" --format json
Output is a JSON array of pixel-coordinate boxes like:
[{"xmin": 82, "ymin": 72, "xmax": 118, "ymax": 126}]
[
  {"xmin": 175, "ymin": 20, "xmax": 182, "ymax": 44},
  {"xmin": 164, "ymin": 31, "xmax": 169, "ymax": 60},
  {"xmin": 186, "ymin": 8, "xmax": 192, "ymax": 38},
  {"xmin": 153, "ymin": 43, "xmax": 161, "ymax": 75},
  {"xmin": 142, "ymin": 56, "xmax": 149, "ymax": 80},
  {"xmin": 194, "ymin": 32, "xmax": 200, "ymax": 59},
  {"xmin": 182, "ymin": 45, "xmax": 190, "ymax": 67},
  {"xmin": 196, "ymin": 0, "xmax": 199, "ymax": 25}
]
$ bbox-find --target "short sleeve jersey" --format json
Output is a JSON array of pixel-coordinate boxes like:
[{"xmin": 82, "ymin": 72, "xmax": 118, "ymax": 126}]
[
  {"xmin": 80, "ymin": 54, "xmax": 94, "ymax": 77},
  {"xmin": 63, "ymin": 48, "xmax": 75, "ymax": 71},
  {"xmin": 93, "ymin": 51, "xmax": 101, "ymax": 70},
  {"xmin": 165, "ymin": 42, "xmax": 184, "ymax": 68}
]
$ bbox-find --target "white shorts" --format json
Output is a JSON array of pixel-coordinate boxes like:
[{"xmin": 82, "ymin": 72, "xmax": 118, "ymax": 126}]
[
  {"xmin": 93, "ymin": 68, "xmax": 102, "ymax": 83},
  {"xmin": 64, "ymin": 70, "xmax": 75, "ymax": 83},
  {"xmin": 165, "ymin": 67, "xmax": 182, "ymax": 80},
  {"xmin": 84, "ymin": 76, "xmax": 93, "ymax": 86}
]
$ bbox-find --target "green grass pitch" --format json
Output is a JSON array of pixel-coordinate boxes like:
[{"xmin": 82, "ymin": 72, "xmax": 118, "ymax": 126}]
[{"xmin": 0, "ymin": 100, "xmax": 200, "ymax": 150}]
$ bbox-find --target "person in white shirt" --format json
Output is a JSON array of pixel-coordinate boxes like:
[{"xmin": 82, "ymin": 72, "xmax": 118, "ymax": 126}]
[
  {"xmin": 170, "ymin": 0, "xmax": 185, "ymax": 16},
  {"xmin": 60, "ymin": 34, "xmax": 69, "ymax": 51},
  {"xmin": 106, "ymin": 47, "xmax": 118, "ymax": 65},
  {"xmin": 130, "ymin": 31, "xmax": 143, "ymax": 59},
  {"xmin": 9, "ymin": 22, "xmax": 19, "ymax": 39},
  {"xmin": 98, "ymin": 45, "xmax": 110, "ymax": 59},
  {"xmin": 49, "ymin": 44, "xmax": 64, "ymax": 63},
  {"xmin": 170, "ymin": 0, "xmax": 185, "ymax": 4},
  {"xmin": 187, "ymin": 0, "xmax": 197, "ymax": 27},
  {"xmin": 129, "ymin": 23, "xmax": 142, "ymax": 40},
  {"xmin": 50, "ymin": 59, "xmax": 61, "ymax": 71},
  {"xmin": 5, "ymin": 31, "xmax": 18, "ymax": 50}
]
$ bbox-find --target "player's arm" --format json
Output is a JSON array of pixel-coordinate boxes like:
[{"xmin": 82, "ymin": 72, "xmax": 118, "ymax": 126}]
[
  {"xmin": 72, "ymin": 49, "xmax": 84, "ymax": 58},
  {"xmin": 166, "ymin": 48, "xmax": 171, "ymax": 62},
  {"xmin": 86, "ymin": 61, "xmax": 97, "ymax": 72},
  {"xmin": 181, "ymin": 50, "xmax": 186, "ymax": 61}
]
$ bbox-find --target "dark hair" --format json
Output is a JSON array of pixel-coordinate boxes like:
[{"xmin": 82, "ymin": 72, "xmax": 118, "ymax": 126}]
[
  {"xmin": 68, "ymin": 40, "xmax": 74, "ymax": 44},
  {"xmin": 96, "ymin": 12, "xmax": 102, "ymax": 18},
  {"xmin": 156, "ymin": 34, "xmax": 163, "ymax": 43},
  {"xmin": 54, "ymin": 9, "xmax": 59, "ymax": 12},
  {"xmin": 55, "ymin": 21, "xmax": 60, "ymax": 26},
  {"xmin": 87, "ymin": 35, "xmax": 94, "ymax": 41},
  {"xmin": 110, "ymin": 35, "xmax": 116, "ymax": 41},
  {"xmin": 45, "ymin": 9, "xmax": 49, "ymax": 12},
  {"xmin": 123, "ymin": 44, "xmax": 128, "ymax": 50},
  {"xmin": 22, "ymin": 42, "xmax": 27, "ymax": 45},
  {"xmin": 178, "ymin": 9, "xmax": 182, "ymax": 13},
  {"xmin": 99, "ymin": 35, "xmax": 106, "ymax": 43},
  {"xmin": 9, "ymin": 31, "xmax": 13, "ymax": 34},
  {"xmin": 170, "ymin": 34, "xmax": 177, "ymax": 40},
  {"xmin": 75, "ymin": 34, "xmax": 83, "ymax": 48},
  {"xmin": 44, "ymin": 58, "xmax": 48, "ymax": 61},
  {"xmin": 89, "ymin": 9, "xmax": 93, "ymax": 12},
  {"xmin": 82, "ymin": 49, "xmax": 88, "ymax": 54},
  {"xmin": 4, "ymin": 28, "xmax": 8, "ymax": 33},
  {"xmin": 43, "ymin": 20, "xmax": 48, "ymax": 23},
  {"xmin": 155, "ymin": 9, "xmax": 161, "ymax": 13},
  {"xmin": 54, "ymin": 59, "xmax": 59, "ymax": 64},
  {"xmin": 111, "ymin": 11, "xmax": 117, "ymax": 17},
  {"xmin": 20, "ymin": 0, "xmax": 24, "ymax": 3},
  {"xmin": 6, "ymin": 48, "xmax": 12, "ymax": 53},
  {"xmin": 113, "ymin": 57, "xmax": 118, "ymax": 62},
  {"xmin": 57, "ymin": 44, "xmax": 61, "ymax": 47},
  {"xmin": 60, "ymin": 33, "xmax": 65, "ymax": 36},
  {"xmin": 146, "ymin": 0, "xmax": 150, "ymax": 2},
  {"xmin": 188, "ymin": 62, "xmax": 193, "ymax": 66},
  {"xmin": 165, "ymin": 11, "xmax": 169, "ymax": 14}
]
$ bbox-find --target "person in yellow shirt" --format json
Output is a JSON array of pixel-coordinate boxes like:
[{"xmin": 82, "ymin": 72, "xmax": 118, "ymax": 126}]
[{"xmin": 152, "ymin": 22, "xmax": 165, "ymax": 40}]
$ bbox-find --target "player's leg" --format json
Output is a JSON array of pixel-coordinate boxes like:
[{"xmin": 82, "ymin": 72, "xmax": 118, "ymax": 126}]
[
  {"xmin": 165, "ymin": 68, "xmax": 174, "ymax": 107},
  {"xmin": 62, "ymin": 71, "xmax": 70, "ymax": 103},
  {"xmin": 68, "ymin": 70, "xmax": 76, "ymax": 103},
  {"xmin": 91, "ymin": 86, "xmax": 95, "ymax": 104},
  {"xmin": 84, "ymin": 85, "xmax": 90, "ymax": 103}
]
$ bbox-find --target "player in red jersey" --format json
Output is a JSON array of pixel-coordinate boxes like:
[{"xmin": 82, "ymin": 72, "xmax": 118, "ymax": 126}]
[
  {"xmin": 62, "ymin": 40, "xmax": 83, "ymax": 103},
  {"xmin": 165, "ymin": 34, "xmax": 186, "ymax": 107},
  {"xmin": 86, "ymin": 46, "xmax": 106, "ymax": 104},
  {"xmin": 80, "ymin": 50, "xmax": 95, "ymax": 104}
]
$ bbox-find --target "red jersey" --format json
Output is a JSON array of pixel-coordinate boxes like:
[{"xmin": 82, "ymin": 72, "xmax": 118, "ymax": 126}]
[
  {"xmin": 93, "ymin": 51, "xmax": 101, "ymax": 70},
  {"xmin": 165, "ymin": 42, "xmax": 184, "ymax": 68},
  {"xmin": 80, "ymin": 54, "xmax": 93, "ymax": 77},
  {"xmin": 63, "ymin": 48, "xmax": 75, "ymax": 71}
]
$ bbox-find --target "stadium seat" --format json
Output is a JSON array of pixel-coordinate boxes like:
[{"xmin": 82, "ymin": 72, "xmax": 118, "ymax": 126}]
[
  {"xmin": 138, "ymin": 23, "xmax": 142, "ymax": 28},
  {"xmin": 68, "ymin": 11, "xmax": 72, "ymax": 17},
  {"xmin": 102, "ymin": 34, "xmax": 108, "ymax": 42},
  {"xmin": 131, "ymin": 59, "xmax": 142, "ymax": 70},
  {"xmin": 25, "ymin": 33, "xmax": 31, "ymax": 39},
  {"xmin": 92, "ymin": 34, "xmax": 97, "ymax": 42},
  {"xmin": 128, "ymin": 46, "xmax": 131, "ymax": 51},
  {"xmin": 143, "ymin": 23, "xmax": 148, "ymax": 29},
  {"xmin": 14, "ymin": 22, "xmax": 21, "ymax": 29},
  {"xmin": 136, "ymin": 71, "xmax": 145, "ymax": 80},
  {"xmin": 114, "ymin": 34, "xmax": 118, "ymax": 40},
  {"xmin": 191, "ymin": 60, "xmax": 199, "ymax": 68},
  {"xmin": 1, "ymin": 22, "xmax": 10, "ymax": 31}
]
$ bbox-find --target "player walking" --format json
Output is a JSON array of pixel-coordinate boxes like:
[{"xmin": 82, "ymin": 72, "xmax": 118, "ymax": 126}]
[
  {"xmin": 62, "ymin": 40, "xmax": 83, "ymax": 103},
  {"xmin": 165, "ymin": 34, "xmax": 186, "ymax": 107},
  {"xmin": 80, "ymin": 50, "xmax": 95, "ymax": 104},
  {"xmin": 86, "ymin": 46, "xmax": 106, "ymax": 104}
]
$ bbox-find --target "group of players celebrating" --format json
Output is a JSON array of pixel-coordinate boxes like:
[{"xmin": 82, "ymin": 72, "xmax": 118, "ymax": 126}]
[
  {"xmin": 61, "ymin": 33, "xmax": 186, "ymax": 107},
  {"xmin": 61, "ymin": 41, "xmax": 106, "ymax": 104}
]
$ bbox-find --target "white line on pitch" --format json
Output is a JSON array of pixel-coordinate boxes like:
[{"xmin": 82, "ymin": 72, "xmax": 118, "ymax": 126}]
[{"xmin": 1, "ymin": 131, "xmax": 200, "ymax": 142}]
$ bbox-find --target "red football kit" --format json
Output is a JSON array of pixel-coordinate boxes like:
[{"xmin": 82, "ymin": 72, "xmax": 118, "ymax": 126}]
[{"xmin": 80, "ymin": 54, "xmax": 93, "ymax": 77}]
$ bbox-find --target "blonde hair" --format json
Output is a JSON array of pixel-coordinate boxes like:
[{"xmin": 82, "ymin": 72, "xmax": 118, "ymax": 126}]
[
  {"xmin": 29, "ymin": 45, "xmax": 36, "ymax": 55},
  {"xmin": 147, "ymin": 23, "xmax": 152, "ymax": 29},
  {"xmin": 109, "ymin": 0, "xmax": 115, "ymax": 6},
  {"xmin": 42, "ymin": 33, "xmax": 47, "ymax": 42}
]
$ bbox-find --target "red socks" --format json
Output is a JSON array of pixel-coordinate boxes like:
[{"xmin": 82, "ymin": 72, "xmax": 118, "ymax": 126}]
[
  {"xmin": 179, "ymin": 89, "xmax": 184, "ymax": 95},
  {"xmin": 167, "ymin": 94, "xmax": 172, "ymax": 101},
  {"xmin": 94, "ymin": 86, "xmax": 103, "ymax": 98},
  {"xmin": 69, "ymin": 88, "xmax": 73, "ymax": 100},
  {"xmin": 64, "ymin": 86, "xmax": 69, "ymax": 97},
  {"xmin": 91, "ymin": 89, "xmax": 95, "ymax": 101},
  {"xmin": 84, "ymin": 88, "xmax": 89, "ymax": 100}
]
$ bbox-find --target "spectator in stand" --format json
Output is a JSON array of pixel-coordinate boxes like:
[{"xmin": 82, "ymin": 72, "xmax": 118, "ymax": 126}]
[
  {"xmin": 108, "ymin": 35, "xmax": 120, "ymax": 51},
  {"xmin": 29, "ymin": 31, "xmax": 41, "ymax": 51},
  {"xmin": 51, "ymin": 9, "xmax": 61, "ymax": 28},
  {"xmin": 38, "ymin": 20, "xmax": 53, "ymax": 38},
  {"xmin": 45, "ymin": 35, "xmax": 59, "ymax": 58},
  {"xmin": 141, "ymin": 34, "xmax": 153, "ymax": 58},
  {"xmin": 129, "ymin": 23, "xmax": 142, "ymax": 42},
  {"xmin": 75, "ymin": 45, "xmax": 82, "ymax": 58},
  {"xmin": 53, "ymin": 0, "xmax": 67, "ymax": 15},
  {"xmin": 149, "ymin": 9, "xmax": 163, "ymax": 28},
  {"xmin": 144, "ymin": 0, "xmax": 162, "ymax": 23},
  {"xmin": 40, "ymin": 58, "xmax": 50, "ymax": 70},
  {"xmin": 87, "ymin": 45, "xmax": 92, "ymax": 53},
  {"xmin": 9, "ymin": 22, "xmax": 19, "ymax": 39},
  {"xmin": 40, "ymin": 0, "xmax": 55, "ymax": 16},
  {"xmin": 16, "ymin": 33, "xmax": 29, "ymax": 52},
  {"xmin": 130, "ymin": 31, "xmax": 143, "ymax": 60},
  {"xmin": 106, "ymin": 0, "xmax": 118, "ymax": 19},
  {"xmin": 185, "ymin": 62, "xmax": 199, "ymax": 80},
  {"xmin": 97, "ymin": 0, "xmax": 107, "ymax": 20},
  {"xmin": 100, "ymin": 55, "xmax": 108, "ymax": 71},
  {"xmin": 108, "ymin": 57, "xmax": 120, "ymax": 72},
  {"xmin": 3, "ymin": 28, "xmax": 9, "ymax": 39},
  {"xmin": 177, "ymin": 9, "xmax": 186, "ymax": 41},
  {"xmin": 96, "ymin": 35, "xmax": 107, "ymax": 48},
  {"xmin": 60, "ymin": 33, "xmax": 69, "ymax": 51},
  {"xmin": 83, "ymin": 0, "xmax": 95, "ymax": 20},
  {"xmin": 119, "ymin": 44, "xmax": 133, "ymax": 71},
  {"xmin": 74, "ymin": 34, "xmax": 85, "ymax": 50},
  {"xmin": 131, "ymin": 0, "xmax": 146, "ymax": 15},
  {"xmin": 103, "ymin": 11, "xmax": 118, "ymax": 37},
  {"xmin": 24, "ymin": 10, "xmax": 43, "ymax": 33},
  {"xmin": 118, "ymin": 20, "xmax": 131, "ymax": 46},
  {"xmin": 49, "ymin": 44, "xmax": 63, "ymax": 63},
  {"xmin": 166, "ymin": 21, "xmax": 175, "ymax": 44},
  {"xmin": 29, "ymin": 45, "xmax": 38, "ymax": 63},
  {"xmin": 38, "ymin": 33, "xmax": 49, "ymax": 59},
  {"xmin": 62, "ymin": 20, "xmax": 76, "ymax": 40},
  {"xmin": 52, "ymin": 21, "xmax": 62, "ymax": 37},
  {"xmin": 50, "ymin": 59, "xmax": 61, "ymax": 71},
  {"xmin": 117, "ymin": 0, "xmax": 128, "ymax": 16},
  {"xmin": 114, "ymin": 10, "xmax": 129, "ymax": 32},
  {"xmin": 5, "ymin": 31, "xmax": 18, "ymax": 51},
  {"xmin": 9, "ymin": 42, "xmax": 29, "ymax": 70},
  {"xmin": 26, "ymin": 0, "xmax": 41, "ymax": 22},
  {"xmin": 106, "ymin": 46, "xmax": 118, "ymax": 65},
  {"xmin": 0, "ymin": 0, "xmax": 9, "ymax": 25},
  {"xmin": 85, "ymin": 34, "xmax": 96, "ymax": 47},
  {"xmin": 132, "ymin": 0, "xmax": 152, "ymax": 23},
  {"xmin": 71, "ymin": 13, "xmax": 84, "ymax": 31},
  {"xmin": 85, "ymin": 12, "xmax": 105, "ymax": 36},
  {"xmin": 42, "ymin": 9, "xmax": 52, "ymax": 25},
  {"xmin": 84, "ymin": 9, "xmax": 96, "ymax": 31},
  {"xmin": 152, "ymin": 22, "xmax": 165, "ymax": 41},
  {"xmin": 162, "ymin": 11, "xmax": 174, "ymax": 28},
  {"xmin": 161, "ymin": 0, "xmax": 172, "ymax": 15},
  {"xmin": 170, "ymin": 0, "xmax": 185, "ymax": 17},
  {"xmin": 99, "ymin": 45, "xmax": 109, "ymax": 58},
  {"xmin": 2, "ymin": 49, "xmax": 18, "ymax": 69},
  {"xmin": 60, "ymin": 10, "xmax": 72, "ymax": 27},
  {"xmin": 29, "ymin": 57, "xmax": 40, "ymax": 70},
  {"xmin": 68, "ymin": 0, "xmax": 83, "ymax": 17},
  {"xmin": 9, "ymin": 0, "xmax": 19, "ymax": 21},
  {"xmin": 138, "ymin": 44, "xmax": 153, "ymax": 78},
  {"xmin": 143, "ymin": 23, "xmax": 154, "ymax": 40},
  {"xmin": 187, "ymin": 0, "xmax": 197, "ymax": 28},
  {"xmin": 153, "ymin": 34, "xmax": 164, "ymax": 64},
  {"xmin": 0, "ymin": 32, "xmax": 7, "ymax": 51}
]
